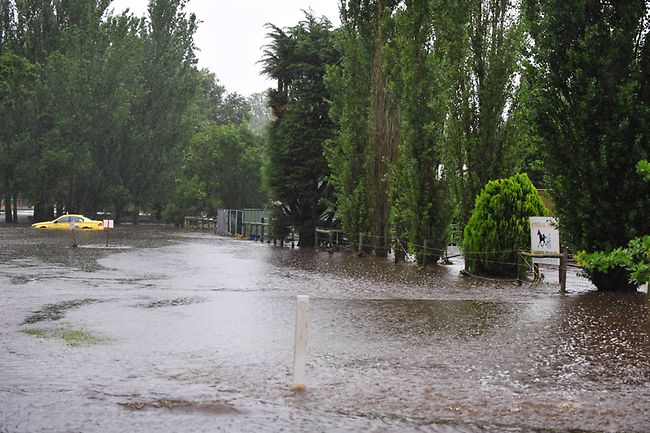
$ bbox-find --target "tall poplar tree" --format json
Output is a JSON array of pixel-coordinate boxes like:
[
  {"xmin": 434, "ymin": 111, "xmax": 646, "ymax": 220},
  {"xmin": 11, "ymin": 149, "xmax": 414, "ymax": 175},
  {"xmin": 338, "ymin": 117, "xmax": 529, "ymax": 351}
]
[
  {"xmin": 327, "ymin": 0, "xmax": 399, "ymax": 257},
  {"xmin": 366, "ymin": 0, "xmax": 400, "ymax": 257},
  {"xmin": 389, "ymin": 0, "xmax": 450, "ymax": 264},
  {"xmin": 443, "ymin": 0, "xmax": 524, "ymax": 230},
  {"xmin": 126, "ymin": 0, "xmax": 197, "ymax": 223},
  {"xmin": 325, "ymin": 0, "xmax": 375, "ymax": 248}
]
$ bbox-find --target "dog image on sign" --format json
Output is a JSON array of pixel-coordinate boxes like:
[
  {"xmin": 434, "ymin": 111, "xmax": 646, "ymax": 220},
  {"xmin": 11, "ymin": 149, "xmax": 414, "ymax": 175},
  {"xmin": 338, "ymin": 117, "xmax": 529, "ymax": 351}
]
[{"xmin": 529, "ymin": 217, "xmax": 559, "ymax": 254}]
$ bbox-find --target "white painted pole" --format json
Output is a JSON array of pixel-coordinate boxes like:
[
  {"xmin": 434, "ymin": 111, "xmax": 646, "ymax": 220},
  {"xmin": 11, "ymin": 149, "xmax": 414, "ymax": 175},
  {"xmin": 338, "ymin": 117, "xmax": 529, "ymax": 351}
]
[{"xmin": 292, "ymin": 295, "xmax": 309, "ymax": 391}]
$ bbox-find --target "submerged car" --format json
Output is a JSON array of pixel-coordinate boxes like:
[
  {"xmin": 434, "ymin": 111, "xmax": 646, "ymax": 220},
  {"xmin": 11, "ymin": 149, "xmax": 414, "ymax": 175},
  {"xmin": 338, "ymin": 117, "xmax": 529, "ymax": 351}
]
[{"xmin": 31, "ymin": 214, "xmax": 104, "ymax": 230}]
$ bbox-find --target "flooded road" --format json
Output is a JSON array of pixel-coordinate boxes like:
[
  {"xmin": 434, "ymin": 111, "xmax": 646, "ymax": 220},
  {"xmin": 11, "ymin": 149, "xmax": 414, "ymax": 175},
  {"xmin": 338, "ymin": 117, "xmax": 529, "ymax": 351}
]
[{"xmin": 1, "ymin": 225, "xmax": 649, "ymax": 432}]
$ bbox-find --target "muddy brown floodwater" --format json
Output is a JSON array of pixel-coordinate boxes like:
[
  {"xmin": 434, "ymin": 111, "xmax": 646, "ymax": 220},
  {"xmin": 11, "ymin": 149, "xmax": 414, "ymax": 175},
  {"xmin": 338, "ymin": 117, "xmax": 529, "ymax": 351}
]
[{"xmin": 1, "ymin": 225, "xmax": 649, "ymax": 433}]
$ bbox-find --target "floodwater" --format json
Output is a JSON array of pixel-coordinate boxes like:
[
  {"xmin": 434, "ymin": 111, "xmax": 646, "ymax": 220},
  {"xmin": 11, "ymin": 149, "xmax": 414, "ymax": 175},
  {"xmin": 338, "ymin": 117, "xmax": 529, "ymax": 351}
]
[{"xmin": 1, "ymin": 225, "xmax": 649, "ymax": 433}]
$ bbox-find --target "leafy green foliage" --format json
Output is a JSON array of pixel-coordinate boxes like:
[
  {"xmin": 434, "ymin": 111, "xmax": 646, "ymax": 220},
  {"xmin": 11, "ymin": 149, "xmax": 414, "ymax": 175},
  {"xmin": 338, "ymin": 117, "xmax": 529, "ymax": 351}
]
[
  {"xmin": 326, "ymin": 0, "xmax": 401, "ymax": 256},
  {"xmin": 261, "ymin": 13, "xmax": 339, "ymax": 247},
  {"xmin": 575, "ymin": 161, "xmax": 650, "ymax": 290},
  {"xmin": 525, "ymin": 0, "xmax": 650, "ymax": 289},
  {"xmin": 0, "ymin": 0, "xmax": 201, "ymax": 223},
  {"xmin": 1, "ymin": 0, "xmax": 268, "ymax": 226},
  {"xmin": 388, "ymin": 0, "xmax": 450, "ymax": 264},
  {"xmin": 191, "ymin": 68, "xmax": 251, "ymax": 126},
  {"xmin": 637, "ymin": 160, "xmax": 650, "ymax": 181},
  {"xmin": 577, "ymin": 236, "xmax": 650, "ymax": 291},
  {"xmin": 324, "ymin": 5, "xmax": 373, "ymax": 247},
  {"xmin": 463, "ymin": 173, "xmax": 547, "ymax": 277},
  {"xmin": 442, "ymin": 0, "xmax": 525, "ymax": 230},
  {"xmin": 0, "ymin": 50, "xmax": 37, "ymax": 221},
  {"xmin": 165, "ymin": 124, "xmax": 266, "ymax": 225}
]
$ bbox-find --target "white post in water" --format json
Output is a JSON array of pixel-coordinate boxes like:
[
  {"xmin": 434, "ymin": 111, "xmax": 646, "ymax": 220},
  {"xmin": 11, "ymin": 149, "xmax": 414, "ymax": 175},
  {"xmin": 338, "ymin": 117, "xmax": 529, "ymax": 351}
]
[{"xmin": 293, "ymin": 295, "xmax": 309, "ymax": 391}]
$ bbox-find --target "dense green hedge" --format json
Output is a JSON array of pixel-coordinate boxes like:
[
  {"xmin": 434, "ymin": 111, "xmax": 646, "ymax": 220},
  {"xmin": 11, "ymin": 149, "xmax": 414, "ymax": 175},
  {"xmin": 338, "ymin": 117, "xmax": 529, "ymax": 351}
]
[
  {"xmin": 575, "ymin": 161, "xmax": 650, "ymax": 291},
  {"xmin": 463, "ymin": 173, "xmax": 548, "ymax": 277}
]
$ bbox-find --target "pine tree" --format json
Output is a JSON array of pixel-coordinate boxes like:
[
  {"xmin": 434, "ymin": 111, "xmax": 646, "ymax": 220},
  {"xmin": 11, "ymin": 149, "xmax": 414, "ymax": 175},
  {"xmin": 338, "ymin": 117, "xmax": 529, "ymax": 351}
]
[{"xmin": 261, "ymin": 13, "xmax": 339, "ymax": 247}]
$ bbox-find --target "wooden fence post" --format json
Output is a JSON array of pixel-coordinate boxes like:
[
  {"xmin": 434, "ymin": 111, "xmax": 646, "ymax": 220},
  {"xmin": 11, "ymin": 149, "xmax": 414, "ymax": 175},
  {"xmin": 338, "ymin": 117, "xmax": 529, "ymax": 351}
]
[
  {"xmin": 560, "ymin": 245, "xmax": 568, "ymax": 294},
  {"xmin": 422, "ymin": 240, "xmax": 428, "ymax": 268}
]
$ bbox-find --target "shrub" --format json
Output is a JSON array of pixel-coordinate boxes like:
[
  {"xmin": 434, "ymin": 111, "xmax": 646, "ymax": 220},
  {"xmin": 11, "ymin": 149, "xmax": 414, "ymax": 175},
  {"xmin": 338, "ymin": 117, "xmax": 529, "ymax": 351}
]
[
  {"xmin": 463, "ymin": 173, "xmax": 548, "ymax": 277},
  {"xmin": 575, "ymin": 161, "xmax": 650, "ymax": 291},
  {"xmin": 577, "ymin": 235, "xmax": 650, "ymax": 291}
]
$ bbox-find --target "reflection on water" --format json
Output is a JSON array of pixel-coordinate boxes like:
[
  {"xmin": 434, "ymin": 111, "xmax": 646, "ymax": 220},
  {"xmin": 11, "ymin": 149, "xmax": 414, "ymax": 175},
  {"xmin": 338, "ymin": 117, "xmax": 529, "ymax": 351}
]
[{"xmin": 0, "ymin": 225, "xmax": 649, "ymax": 432}]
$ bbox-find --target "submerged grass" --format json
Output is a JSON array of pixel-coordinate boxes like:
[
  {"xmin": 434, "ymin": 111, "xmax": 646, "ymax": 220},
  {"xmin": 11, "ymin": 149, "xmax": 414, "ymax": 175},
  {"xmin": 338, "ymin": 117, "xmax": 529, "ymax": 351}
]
[
  {"xmin": 59, "ymin": 329, "xmax": 98, "ymax": 346},
  {"xmin": 22, "ymin": 327, "xmax": 100, "ymax": 346},
  {"xmin": 23, "ymin": 328, "xmax": 47, "ymax": 337}
]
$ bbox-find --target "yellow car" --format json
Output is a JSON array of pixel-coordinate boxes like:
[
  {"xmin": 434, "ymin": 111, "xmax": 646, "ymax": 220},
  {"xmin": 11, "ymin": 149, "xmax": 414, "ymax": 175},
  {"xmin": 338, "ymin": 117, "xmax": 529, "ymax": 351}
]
[{"xmin": 31, "ymin": 214, "xmax": 104, "ymax": 230}]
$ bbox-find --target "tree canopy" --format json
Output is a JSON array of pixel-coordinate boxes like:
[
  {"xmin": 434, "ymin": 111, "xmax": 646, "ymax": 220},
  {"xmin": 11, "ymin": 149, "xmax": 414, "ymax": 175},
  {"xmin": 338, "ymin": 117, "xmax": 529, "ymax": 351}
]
[
  {"xmin": 524, "ymin": 0, "xmax": 650, "ymax": 289},
  {"xmin": 0, "ymin": 0, "xmax": 267, "ymax": 224},
  {"xmin": 261, "ymin": 12, "xmax": 339, "ymax": 247},
  {"xmin": 1, "ymin": 0, "xmax": 648, "ymax": 291}
]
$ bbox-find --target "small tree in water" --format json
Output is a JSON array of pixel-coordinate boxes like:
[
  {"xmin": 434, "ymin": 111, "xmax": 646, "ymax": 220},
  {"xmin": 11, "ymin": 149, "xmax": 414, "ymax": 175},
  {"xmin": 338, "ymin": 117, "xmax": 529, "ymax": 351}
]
[{"xmin": 463, "ymin": 173, "xmax": 547, "ymax": 277}]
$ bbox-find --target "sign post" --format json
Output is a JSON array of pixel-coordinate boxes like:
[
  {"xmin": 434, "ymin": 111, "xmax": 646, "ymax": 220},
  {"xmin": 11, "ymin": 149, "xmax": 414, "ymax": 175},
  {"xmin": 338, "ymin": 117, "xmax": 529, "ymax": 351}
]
[
  {"xmin": 527, "ymin": 217, "xmax": 567, "ymax": 291},
  {"xmin": 69, "ymin": 221, "xmax": 77, "ymax": 248},
  {"xmin": 103, "ymin": 219, "xmax": 114, "ymax": 247}
]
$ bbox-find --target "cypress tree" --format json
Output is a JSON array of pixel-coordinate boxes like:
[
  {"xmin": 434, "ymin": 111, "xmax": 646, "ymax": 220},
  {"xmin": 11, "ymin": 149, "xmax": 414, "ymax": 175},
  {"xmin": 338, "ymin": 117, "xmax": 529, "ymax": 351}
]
[
  {"xmin": 261, "ymin": 13, "xmax": 339, "ymax": 247},
  {"xmin": 525, "ymin": 0, "xmax": 650, "ymax": 290}
]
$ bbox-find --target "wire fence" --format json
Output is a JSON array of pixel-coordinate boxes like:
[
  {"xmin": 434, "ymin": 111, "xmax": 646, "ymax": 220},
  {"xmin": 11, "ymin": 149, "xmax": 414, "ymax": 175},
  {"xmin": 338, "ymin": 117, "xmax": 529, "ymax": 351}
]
[{"xmin": 314, "ymin": 229, "xmax": 575, "ymax": 285}]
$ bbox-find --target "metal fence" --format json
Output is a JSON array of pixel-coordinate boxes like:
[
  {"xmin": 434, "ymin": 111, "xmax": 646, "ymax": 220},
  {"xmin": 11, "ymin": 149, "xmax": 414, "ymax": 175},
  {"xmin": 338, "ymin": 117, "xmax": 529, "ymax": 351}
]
[
  {"xmin": 243, "ymin": 208, "xmax": 271, "ymax": 225},
  {"xmin": 216, "ymin": 209, "xmax": 243, "ymax": 235},
  {"xmin": 214, "ymin": 208, "xmax": 271, "ymax": 235}
]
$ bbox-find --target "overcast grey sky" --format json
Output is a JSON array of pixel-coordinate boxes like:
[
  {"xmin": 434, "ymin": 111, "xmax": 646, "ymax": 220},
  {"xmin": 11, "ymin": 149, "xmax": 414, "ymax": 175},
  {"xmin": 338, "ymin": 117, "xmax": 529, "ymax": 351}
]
[{"xmin": 109, "ymin": 0, "xmax": 341, "ymax": 96}]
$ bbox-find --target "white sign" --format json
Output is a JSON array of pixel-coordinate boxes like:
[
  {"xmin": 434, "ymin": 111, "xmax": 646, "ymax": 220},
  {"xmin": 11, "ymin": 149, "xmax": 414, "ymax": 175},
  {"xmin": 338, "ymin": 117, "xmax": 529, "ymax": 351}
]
[
  {"xmin": 530, "ymin": 217, "xmax": 559, "ymax": 254},
  {"xmin": 103, "ymin": 219, "xmax": 114, "ymax": 229}
]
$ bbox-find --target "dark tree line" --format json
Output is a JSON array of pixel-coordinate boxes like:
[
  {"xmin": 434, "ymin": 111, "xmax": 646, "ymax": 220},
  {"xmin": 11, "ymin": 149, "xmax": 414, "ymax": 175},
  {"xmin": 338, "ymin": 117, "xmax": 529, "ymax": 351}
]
[
  {"xmin": 262, "ymin": 1, "xmax": 649, "ymax": 290},
  {"xmin": 2, "ymin": 0, "xmax": 647, "ymax": 291},
  {"xmin": 0, "ymin": 0, "xmax": 268, "ymax": 225}
]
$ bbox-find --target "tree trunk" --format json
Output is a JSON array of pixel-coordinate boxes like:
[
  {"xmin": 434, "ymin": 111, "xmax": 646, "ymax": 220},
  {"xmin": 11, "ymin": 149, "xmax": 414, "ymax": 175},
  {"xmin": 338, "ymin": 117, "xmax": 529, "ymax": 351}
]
[
  {"xmin": 115, "ymin": 203, "xmax": 123, "ymax": 226},
  {"xmin": 394, "ymin": 239, "xmax": 406, "ymax": 263},
  {"xmin": 298, "ymin": 227, "xmax": 315, "ymax": 249},
  {"xmin": 154, "ymin": 204, "xmax": 162, "ymax": 222},
  {"xmin": 132, "ymin": 203, "xmax": 141, "ymax": 225},
  {"xmin": 4, "ymin": 194, "xmax": 13, "ymax": 223},
  {"xmin": 12, "ymin": 194, "xmax": 18, "ymax": 223},
  {"xmin": 33, "ymin": 203, "xmax": 45, "ymax": 222},
  {"xmin": 366, "ymin": 0, "xmax": 399, "ymax": 258},
  {"xmin": 33, "ymin": 203, "xmax": 55, "ymax": 222}
]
